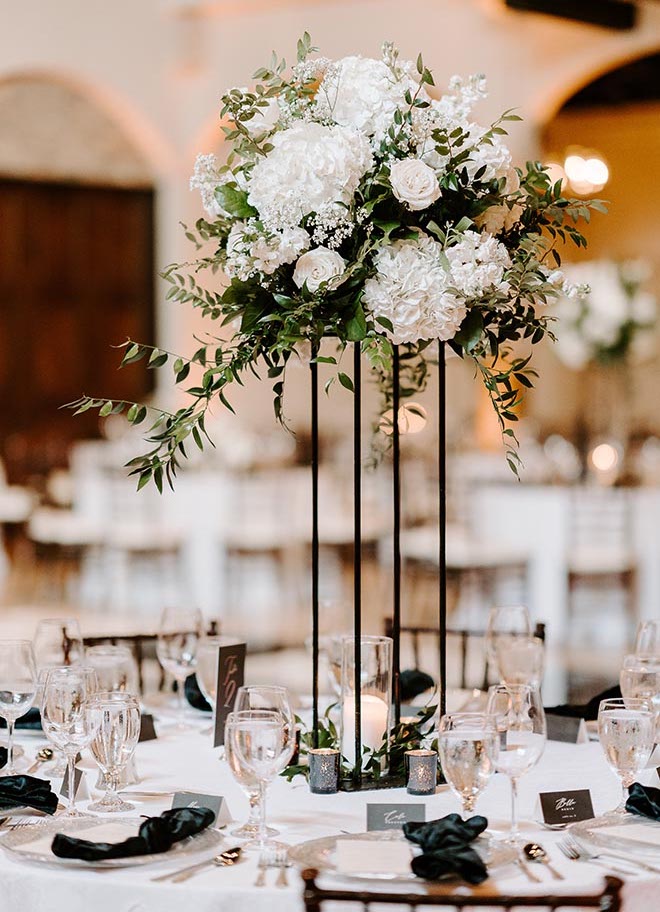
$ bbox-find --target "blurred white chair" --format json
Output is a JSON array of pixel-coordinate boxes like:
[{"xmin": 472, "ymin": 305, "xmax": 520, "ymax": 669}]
[{"xmin": 27, "ymin": 506, "xmax": 103, "ymax": 604}]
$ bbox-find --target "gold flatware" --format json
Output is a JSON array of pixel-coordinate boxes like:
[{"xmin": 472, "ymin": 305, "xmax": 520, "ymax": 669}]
[{"xmin": 151, "ymin": 847, "xmax": 242, "ymax": 883}]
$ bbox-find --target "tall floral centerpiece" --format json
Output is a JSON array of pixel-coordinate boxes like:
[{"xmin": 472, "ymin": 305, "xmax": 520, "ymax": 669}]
[{"xmin": 71, "ymin": 36, "xmax": 602, "ymax": 785}]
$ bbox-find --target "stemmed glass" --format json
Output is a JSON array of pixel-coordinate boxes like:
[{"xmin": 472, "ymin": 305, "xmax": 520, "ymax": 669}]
[
  {"xmin": 495, "ymin": 636, "xmax": 545, "ymax": 688},
  {"xmin": 33, "ymin": 618, "xmax": 84, "ymax": 669},
  {"xmin": 0, "ymin": 640, "xmax": 37, "ymax": 774},
  {"xmin": 41, "ymin": 666, "xmax": 99, "ymax": 816},
  {"xmin": 485, "ymin": 606, "xmax": 532, "ymax": 683},
  {"xmin": 598, "ymin": 697, "xmax": 655, "ymax": 816},
  {"xmin": 88, "ymin": 693, "xmax": 141, "ymax": 813},
  {"xmin": 487, "ymin": 683, "xmax": 546, "ymax": 844},
  {"xmin": 225, "ymin": 710, "xmax": 284, "ymax": 850},
  {"xmin": 231, "ymin": 685, "xmax": 296, "ymax": 839},
  {"xmin": 85, "ymin": 645, "xmax": 140, "ymax": 696},
  {"xmin": 634, "ymin": 621, "xmax": 660, "ymax": 658},
  {"xmin": 156, "ymin": 607, "xmax": 203, "ymax": 728},
  {"xmin": 438, "ymin": 713, "xmax": 499, "ymax": 816}
]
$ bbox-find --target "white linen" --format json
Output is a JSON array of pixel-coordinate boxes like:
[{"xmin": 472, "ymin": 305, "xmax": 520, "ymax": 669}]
[{"xmin": 0, "ymin": 721, "xmax": 655, "ymax": 912}]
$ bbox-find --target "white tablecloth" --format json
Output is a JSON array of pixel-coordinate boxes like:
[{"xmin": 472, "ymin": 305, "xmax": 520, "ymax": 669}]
[{"xmin": 2, "ymin": 716, "xmax": 658, "ymax": 912}]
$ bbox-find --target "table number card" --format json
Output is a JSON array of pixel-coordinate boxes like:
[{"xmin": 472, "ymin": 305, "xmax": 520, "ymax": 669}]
[
  {"xmin": 539, "ymin": 789, "xmax": 594, "ymax": 826},
  {"xmin": 545, "ymin": 714, "xmax": 588, "ymax": 744},
  {"xmin": 213, "ymin": 642, "xmax": 246, "ymax": 747},
  {"xmin": 171, "ymin": 790, "xmax": 232, "ymax": 825},
  {"xmin": 138, "ymin": 713, "xmax": 158, "ymax": 743},
  {"xmin": 366, "ymin": 803, "xmax": 426, "ymax": 831}
]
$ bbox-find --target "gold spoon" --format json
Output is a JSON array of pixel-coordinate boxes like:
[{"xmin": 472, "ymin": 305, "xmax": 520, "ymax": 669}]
[{"xmin": 27, "ymin": 748, "xmax": 54, "ymax": 774}]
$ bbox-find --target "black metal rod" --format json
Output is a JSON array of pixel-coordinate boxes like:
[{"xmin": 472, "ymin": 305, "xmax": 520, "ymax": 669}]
[
  {"xmin": 353, "ymin": 342, "xmax": 362, "ymax": 785},
  {"xmin": 392, "ymin": 345, "xmax": 401, "ymax": 727},
  {"xmin": 311, "ymin": 346, "xmax": 320, "ymax": 747},
  {"xmin": 438, "ymin": 342, "xmax": 447, "ymax": 719}
]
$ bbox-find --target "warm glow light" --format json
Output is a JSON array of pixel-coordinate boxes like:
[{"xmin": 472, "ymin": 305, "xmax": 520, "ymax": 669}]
[
  {"xmin": 380, "ymin": 403, "xmax": 428, "ymax": 436},
  {"xmin": 590, "ymin": 443, "xmax": 619, "ymax": 473},
  {"xmin": 545, "ymin": 161, "xmax": 566, "ymax": 188},
  {"xmin": 563, "ymin": 151, "xmax": 609, "ymax": 195}
]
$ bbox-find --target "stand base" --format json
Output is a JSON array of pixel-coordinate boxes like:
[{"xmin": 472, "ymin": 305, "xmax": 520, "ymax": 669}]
[{"xmin": 339, "ymin": 774, "xmax": 407, "ymax": 792}]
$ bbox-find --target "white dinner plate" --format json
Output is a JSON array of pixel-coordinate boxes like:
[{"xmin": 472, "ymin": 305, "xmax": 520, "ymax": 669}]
[
  {"xmin": 0, "ymin": 816, "xmax": 223, "ymax": 869},
  {"xmin": 288, "ymin": 829, "xmax": 517, "ymax": 882},
  {"xmin": 571, "ymin": 814, "xmax": 660, "ymax": 863}
]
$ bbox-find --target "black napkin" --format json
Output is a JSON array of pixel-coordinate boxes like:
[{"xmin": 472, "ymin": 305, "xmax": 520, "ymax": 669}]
[
  {"xmin": 184, "ymin": 674, "xmax": 212, "ymax": 713},
  {"xmin": 400, "ymin": 669, "xmax": 435, "ymax": 703},
  {"xmin": 51, "ymin": 807, "xmax": 215, "ymax": 861},
  {"xmin": 626, "ymin": 782, "xmax": 660, "ymax": 820},
  {"xmin": 0, "ymin": 776, "xmax": 58, "ymax": 815},
  {"xmin": 0, "ymin": 708, "xmax": 42, "ymax": 731},
  {"xmin": 403, "ymin": 813, "xmax": 489, "ymax": 885},
  {"xmin": 545, "ymin": 684, "xmax": 621, "ymax": 721},
  {"xmin": 0, "ymin": 748, "xmax": 6, "ymax": 769}
]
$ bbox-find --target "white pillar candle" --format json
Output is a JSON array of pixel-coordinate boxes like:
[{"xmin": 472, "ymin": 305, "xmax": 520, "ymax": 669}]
[{"xmin": 341, "ymin": 693, "xmax": 389, "ymax": 767}]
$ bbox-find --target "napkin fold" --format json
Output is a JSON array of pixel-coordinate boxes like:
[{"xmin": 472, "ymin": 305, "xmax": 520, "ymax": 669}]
[
  {"xmin": 403, "ymin": 813, "xmax": 488, "ymax": 885},
  {"xmin": 51, "ymin": 806, "xmax": 215, "ymax": 861},
  {"xmin": 0, "ymin": 708, "xmax": 42, "ymax": 731},
  {"xmin": 545, "ymin": 685, "xmax": 621, "ymax": 721},
  {"xmin": 0, "ymin": 748, "xmax": 6, "ymax": 769},
  {"xmin": 626, "ymin": 782, "xmax": 660, "ymax": 820},
  {"xmin": 184, "ymin": 675, "xmax": 212, "ymax": 713},
  {"xmin": 400, "ymin": 669, "xmax": 435, "ymax": 703},
  {"xmin": 0, "ymin": 775, "xmax": 58, "ymax": 815}
]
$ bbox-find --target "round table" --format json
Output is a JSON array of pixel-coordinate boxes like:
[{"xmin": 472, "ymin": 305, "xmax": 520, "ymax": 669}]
[{"xmin": 1, "ymin": 716, "xmax": 657, "ymax": 912}]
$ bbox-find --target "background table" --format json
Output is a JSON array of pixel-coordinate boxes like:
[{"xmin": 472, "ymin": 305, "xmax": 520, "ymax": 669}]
[{"xmin": 2, "ymin": 713, "xmax": 658, "ymax": 912}]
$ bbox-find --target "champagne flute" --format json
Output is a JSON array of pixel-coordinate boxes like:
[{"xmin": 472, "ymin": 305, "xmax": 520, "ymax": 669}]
[
  {"xmin": 634, "ymin": 621, "xmax": 660, "ymax": 658},
  {"xmin": 88, "ymin": 693, "xmax": 141, "ymax": 812},
  {"xmin": 0, "ymin": 640, "xmax": 37, "ymax": 774},
  {"xmin": 438, "ymin": 713, "xmax": 499, "ymax": 816},
  {"xmin": 41, "ymin": 666, "xmax": 98, "ymax": 816},
  {"xmin": 487, "ymin": 683, "xmax": 546, "ymax": 843},
  {"xmin": 225, "ymin": 710, "xmax": 284, "ymax": 850},
  {"xmin": 485, "ymin": 606, "xmax": 532, "ymax": 683},
  {"xmin": 33, "ymin": 618, "xmax": 84, "ymax": 668},
  {"xmin": 85, "ymin": 645, "xmax": 139, "ymax": 696},
  {"xmin": 598, "ymin": 697, "xmax": 655, "ymax": 816},
  {"xmin": 156, "ymin": 607, "xmax": 203, "ymax": 728},
  {"xmin": 232, "ymin": 685, "xmax": 296, "ymax": 839},
  {"xmin": 495, "ymin": 636, "xmax": 545, "ymax": 688}
]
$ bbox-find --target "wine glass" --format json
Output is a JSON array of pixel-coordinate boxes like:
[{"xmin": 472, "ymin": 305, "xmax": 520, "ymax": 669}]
[
  {"xmin": 225, "ymin": 710, "xmax": 284, "ymax": 850},
  {"xmin": 0, "ymin": 640, "xmax": 37, "ymax": 774},
  {"xmin": 156, "ymin": 607, "xmax": 203, "ymax": 728},
  {"xmin": 88, "ymin": 693, "xmax": 141, "ymax": 813},
  {"xmin": 41, "ymin": 666, "xmax": 99, "ymax": 816},
  {"xmin": 85, "ymin": 645, "xmax": 139, "ymax": 696},
  {"xmin": 598, "ymin": 697, "xmax": 655, "ymax": 816},
  {"xmin": 494, "ymin": 636, "xmax": 545, "ymax": 688},
  {"xmin": 231, "ymin": 685, "xmax": 296, "ymax": 839},
  {"xmin": 438, "ymin": 713, "xmax": 498, "ymax": 816},
  {"xmin": 33, "ymin": 618, "xmax": 84, "ymax": 669},
  {"xmin": 634, "ymin": 621, "xmax": 660, "ymax": 658},
  {"xmin": 485, "ymin": 606, "xmax": 532, "ymax": 683},
  {"xmin": 487, "ymin": 683, "xmax": 546, "ymax": 843}
]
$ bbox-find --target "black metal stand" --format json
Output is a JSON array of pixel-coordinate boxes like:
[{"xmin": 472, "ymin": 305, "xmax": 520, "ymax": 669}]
[
  {"xmin": 352, "ymin": 341, "xmax": 362, "ymax": 786},
  {"xmin": 310, "ymin": 346, "xmax": 320, "ymax": 746}
]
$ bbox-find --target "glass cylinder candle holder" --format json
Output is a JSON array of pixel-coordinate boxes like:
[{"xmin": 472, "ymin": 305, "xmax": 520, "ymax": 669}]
[
  {"xmin": 340, "ymin": 635, "xmax": 392, "ymax": 771},
  {"xmin": 308, "ymin": 748, "xmax": 340, "ymax": 794},
  {"xmin": 405, "ymin": 749, "xmax": 437, "ymax": 795}
]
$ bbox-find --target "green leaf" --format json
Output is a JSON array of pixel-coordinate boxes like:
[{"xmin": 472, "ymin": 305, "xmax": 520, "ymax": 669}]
[
  {"xmin": 454, "ymin": 311, "xmax": 484, "ymax": 353},
  {"xmin": 214, "ymin": 184, "xmax": 258, "ymax": 219},
  {"xmin": 338, "ymin": 372, "xmax": 354, "ymax": 392},
  {"xmin": 99, "ymin": 400, "xmax": 114, "ymax": 417},
  {"xmin": 346, "ymin": 305, "xmax": 367, "ymax": 342}
]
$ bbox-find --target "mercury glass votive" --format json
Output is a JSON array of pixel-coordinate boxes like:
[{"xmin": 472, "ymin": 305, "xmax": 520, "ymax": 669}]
[
  {"xmin": 405, "ymin": 749, "xmax": 437, "ymax": 795},
  {"xmin": 308, "ymin": 748, "xmax": 340, "ymax": 794}
]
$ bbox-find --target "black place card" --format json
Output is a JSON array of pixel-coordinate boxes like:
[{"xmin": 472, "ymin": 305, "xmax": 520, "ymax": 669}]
[
  {"xmin": 539, "ymin": 789, "xmax": 594, "ymax": 825},
  {"xmin": 545, "ymin": 714, "xmax": 588, "ymax": 744},
  {"xmin": 138, "ymin": 713, "xmax": 157, "ymax": 743},
  {"xmin": 171, "ymin": 790, "xmax": 231, "ymax": 825},
  {"xmin": 367, "ymin": 803, "xmax": 426, "ymax": 831},
  {"xmin": 213, "ymin": 642, "xmax": 246, "ymax": 747}
]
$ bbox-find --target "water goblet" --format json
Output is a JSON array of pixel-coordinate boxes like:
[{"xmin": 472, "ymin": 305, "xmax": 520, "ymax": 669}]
[
  {"xmin": 495, "ymin": 635, "xmax": 545, "ymax": 688},
  {"xmin": 85, "ymin": 645, "xmax": 140, "ymax": 696},
  {"xmin": 438, "ymin": 712, "xmax": 499, "ymax": 816},
  {"xmin": 33, "ymin": 618, "xmax": 84, "ymax": 669},
  {"xmin": 88, "ymin": 693, "xmax": 141, "ymax": 812},
  {"xmin": 0, "ymin": 640, "xmax": 37, "ymax": 774},
  {"xmin": 487, "ymin": 683, "xmax": 546, "ymax": 844},
  {"xmin": 485, "ymin": 606, "xmax": 532, "ymax": 682},
  {"xmin": 156, "ymin": 606, "xmax": 203, "ymax": 728},
  {"xmin": 225, "ymin": 710, "xmax": 284, "ymax": 850},
  {"xmin": 634, "ymin": 621, "xmax": 660, "ymax": 658},
  {"xmin": 598, "ymin": 697, "xmax": 655, "ymax": 816},
  {"xmin": 41, "ymin": 666, "xmax": 99, "ymax": 816}
]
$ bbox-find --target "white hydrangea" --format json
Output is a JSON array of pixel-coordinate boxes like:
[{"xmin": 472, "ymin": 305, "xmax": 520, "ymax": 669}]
[
  {"xmin": 463, "ymin": 132, "xmax": 520, "ymax": 193},
  {"xmin": 445, "ymin": 231, "xmax": 512, "ymax": 298},
  {"xmin": 315, "ymin": 54, "xmax": 422, "ymax": 144},
  {"xmin": 246, "ymin": 121, "xmax": 373, "ymax": 230},
  {"xmin": 412, "ymin": 74, "xmax": 487, "ymax": 166},
  {"xmin": 363, "ymin": 234, "xmax": 466, "ymax": 345},
  {"xmin": 226, "ymin": 221, "xmax": 310, "ymax": 281},
  {"xmin": 190, "ymin": 154, "xmax": 246, "ymax": 219}
]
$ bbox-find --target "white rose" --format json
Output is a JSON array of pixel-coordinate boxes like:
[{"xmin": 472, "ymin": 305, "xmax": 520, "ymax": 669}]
[
  {"xmin": 389, "ymin": 158, "xmax": 441, "ymax": 211},
  {"xmin": 293, "ymin": 247, "xmax": 346, "ymax": 292}
]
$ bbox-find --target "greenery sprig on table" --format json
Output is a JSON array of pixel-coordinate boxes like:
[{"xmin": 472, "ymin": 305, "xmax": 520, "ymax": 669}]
[{"xmin": 68, "ymin": 35, "xmax": 605, "ymax": 487}]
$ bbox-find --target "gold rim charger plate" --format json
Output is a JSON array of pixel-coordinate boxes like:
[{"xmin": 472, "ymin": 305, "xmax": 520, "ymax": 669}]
[
  {"xmin": 570, "ymin": 814, "xmax": 660, "ymax": 862},
  {"xmin": 0, "ymin": 816, "xmax": 224, "ymax": 869},
  {"xmin": 288, "ymin": 830, "xmax": 517, "ymax": 882}
]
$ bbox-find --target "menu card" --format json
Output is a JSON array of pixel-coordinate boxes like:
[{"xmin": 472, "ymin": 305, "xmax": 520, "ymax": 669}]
[
  {"xmin": 336, "ymin": 839, "xmax": 412, "ymax": 874},
  {"xmin": 213, "ymin": 642, "xmax": 246, "ymax": 747}
]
